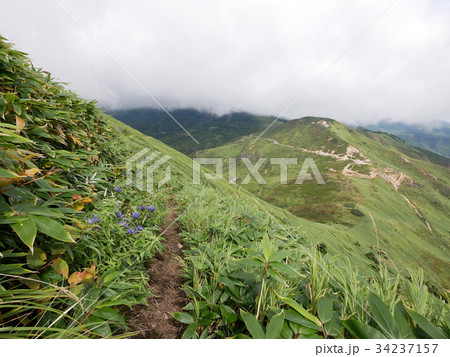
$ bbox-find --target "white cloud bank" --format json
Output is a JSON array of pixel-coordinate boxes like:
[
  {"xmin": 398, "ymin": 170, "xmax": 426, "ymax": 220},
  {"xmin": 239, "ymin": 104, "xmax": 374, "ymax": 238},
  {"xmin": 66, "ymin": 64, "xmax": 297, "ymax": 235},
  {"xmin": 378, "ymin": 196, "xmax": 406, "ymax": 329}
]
[{"xmin": 1, "ymin": 0, "xmax": 449, "ymax": 125}]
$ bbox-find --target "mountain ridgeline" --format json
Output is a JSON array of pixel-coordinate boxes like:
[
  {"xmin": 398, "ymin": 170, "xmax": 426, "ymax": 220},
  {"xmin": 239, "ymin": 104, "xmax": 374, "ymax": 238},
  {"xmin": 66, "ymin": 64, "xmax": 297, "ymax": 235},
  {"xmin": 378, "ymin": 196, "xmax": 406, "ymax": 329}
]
[
  {"xmin": 362, "ymin": 121, "xmax": 450, "ymax": 158},
  {"xmin": 107, "ymin": 107, "xmax": 284, "ymax": 155}
]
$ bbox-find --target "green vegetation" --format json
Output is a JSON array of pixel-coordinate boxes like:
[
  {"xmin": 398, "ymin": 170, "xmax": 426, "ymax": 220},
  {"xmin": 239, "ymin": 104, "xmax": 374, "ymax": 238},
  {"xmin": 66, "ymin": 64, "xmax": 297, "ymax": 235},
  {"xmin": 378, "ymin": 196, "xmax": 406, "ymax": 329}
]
[
  {"xmin": 362, "ymin": 121, "xmax": 450, "ymax": 158},
  {"xmin": 173, "ymin": 185, "xmax": 449, "ymax": 338},
  {"xmin": 1, "ymin": 36, "xmax": 448, "ymax": 339},
  {"xmin": 197, "ymin": 117, "xmax": 450, "ymax": 287},
  {"xmin": 108, "ymin": 107, "xmax": 284, "ymax": 155}
]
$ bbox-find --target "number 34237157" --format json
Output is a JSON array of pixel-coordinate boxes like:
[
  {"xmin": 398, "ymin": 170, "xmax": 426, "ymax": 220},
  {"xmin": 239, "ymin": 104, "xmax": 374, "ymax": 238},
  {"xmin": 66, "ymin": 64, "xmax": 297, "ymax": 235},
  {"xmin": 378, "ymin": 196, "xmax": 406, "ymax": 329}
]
[{"xmin": 375, "ymin": 344, "xmax": 438, "ymax": 354}]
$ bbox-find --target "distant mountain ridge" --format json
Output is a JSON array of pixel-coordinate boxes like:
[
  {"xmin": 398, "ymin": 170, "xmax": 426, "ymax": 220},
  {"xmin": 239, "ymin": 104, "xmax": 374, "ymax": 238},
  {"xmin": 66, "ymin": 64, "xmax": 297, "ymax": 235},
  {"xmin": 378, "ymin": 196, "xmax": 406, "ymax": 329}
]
[
  {"xmin": 361, "ymin": 120, "xmax": 450, "ymax": 158},
  {"xmin": 107, "ymin": 107, "xmax": 284, "ymax": 155}
]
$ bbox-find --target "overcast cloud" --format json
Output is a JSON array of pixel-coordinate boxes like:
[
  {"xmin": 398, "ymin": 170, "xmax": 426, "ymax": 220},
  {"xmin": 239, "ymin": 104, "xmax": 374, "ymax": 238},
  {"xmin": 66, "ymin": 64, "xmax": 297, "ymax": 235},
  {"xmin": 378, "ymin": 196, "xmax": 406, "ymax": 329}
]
[{"xmin": 1, "ymin": 0, "xmax": 449, "ymax": 125}]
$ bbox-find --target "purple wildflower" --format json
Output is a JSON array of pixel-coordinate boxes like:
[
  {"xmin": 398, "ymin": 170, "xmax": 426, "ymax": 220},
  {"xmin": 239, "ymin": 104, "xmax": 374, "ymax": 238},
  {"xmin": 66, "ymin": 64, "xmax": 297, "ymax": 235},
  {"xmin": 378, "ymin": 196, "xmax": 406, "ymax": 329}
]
[
  {"xmin": 139, "ymin": 205, "xmax": 147, "ymax": 210},
  {"xmin": 132, "ymin": 212, "xmax": 140, "ymax": 219},
  {"xmin": 93, "ymin": 214, "xmax": 100, "ymax": 223},
  {"xmin": 137, "ymin": 225, "xmax": 144, "ymax": 231},
  {"xmin": 115, "ymin": 211, "xmax": 124, "ymax": 218},
  {"xmin": 87, "ymin": 218, "xmax": 93, "ymax": 224},
  {"xmin": 114, "ymin": 187, "xmax": 121, "ymax": 193},
  {"xmin": 127, "ymin": 228, "xmax": 136, "ymax": 234},
  {"xmin": 119, "ymin": 221, "xmax": 128, "ymax": 228},
  {"xmin": 148, "ymin": 205, "xmax": 155, "ymax": 212}
]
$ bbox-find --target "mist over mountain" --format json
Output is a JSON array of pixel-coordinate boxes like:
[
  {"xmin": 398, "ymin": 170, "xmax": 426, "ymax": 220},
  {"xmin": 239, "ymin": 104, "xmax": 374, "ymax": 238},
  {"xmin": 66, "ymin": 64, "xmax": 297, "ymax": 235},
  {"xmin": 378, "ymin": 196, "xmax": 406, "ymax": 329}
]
[
  {"xmin": 109, "ymin": 107, "xmax": 450, "ymax": 158},
  {"xmin": 107, "ymin": 107, "xmax": 285, "ymax": 155},
  {"xmin": 2, "ymin": 0, "xmax": 450, "ymax": 125}
]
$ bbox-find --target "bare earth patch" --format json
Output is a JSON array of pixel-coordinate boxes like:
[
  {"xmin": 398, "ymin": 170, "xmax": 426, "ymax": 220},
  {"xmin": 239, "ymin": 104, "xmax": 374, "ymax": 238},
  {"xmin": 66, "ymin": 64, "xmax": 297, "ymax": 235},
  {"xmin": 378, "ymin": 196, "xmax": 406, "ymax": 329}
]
[{"xmin": 127, "ymin": 201, "xmax": 187, "ymax": 338}]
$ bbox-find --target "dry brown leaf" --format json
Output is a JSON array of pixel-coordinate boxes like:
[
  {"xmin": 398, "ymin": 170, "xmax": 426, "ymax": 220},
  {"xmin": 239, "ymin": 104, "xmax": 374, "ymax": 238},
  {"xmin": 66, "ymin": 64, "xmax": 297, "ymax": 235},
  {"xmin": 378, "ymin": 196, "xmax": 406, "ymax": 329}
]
[
  {"xmin": 70, "ymin": 134, "xmax": 83, "ymax": 147},
  {"xmin": 15, "ymin": 116, "xmax": 25, "ymax": 133},
  {"xmin": 24, "ymin": 168, "xmax": 41, "ymax": 177},
  {"xmin": 73, "ymin": 202, "xmax": 84, "ymax": 211}
]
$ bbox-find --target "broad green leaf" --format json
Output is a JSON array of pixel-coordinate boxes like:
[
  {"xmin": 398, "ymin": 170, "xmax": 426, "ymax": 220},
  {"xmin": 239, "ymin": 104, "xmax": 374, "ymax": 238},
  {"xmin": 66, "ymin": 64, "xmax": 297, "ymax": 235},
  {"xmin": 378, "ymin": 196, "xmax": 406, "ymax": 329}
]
[
  {"xmin": 19, "ymin": 273, "xmax": 40, "ymax": 289},
  {"xmin": 279, "ymin": 296, "xmax": 321, "ymax": 326},
  {"xmin": 52, "ymin": 257, "xmax": 69, "ymax": 279},
  {"xmin": 0, "ymin": 216, "xmax": 25, "ymax": 224},
  {"xmin": 86, "ymin": 315, "xmax": 111, "ymax": 337},
  {"xmin": 0, "ymin": 194, "xmax": 13, "ymax": 213},
  {"xmin": 12, "ymin": 103, "xmax": 22, "ymax": 115},
  {"xmin": 266, "ymin": 311, "xmax": 285, "ymax": 339},
  {"xmin": 217, "ymin": 276, "xmax": 239, "ymax": 297},
  {"xmin": 11, "ymin": 216, "xmax": 37, "ymax": 251},
  {"xmin": 240, "ymin": 310, "xmax": 265, "ymax": 339},
  {"xmin": 82, "ymin": 286, "xmax": 100, "ymax": 310},
  {"xmin": 172, "ymin": 312, "xmax": 194, "ymax": 325},
  {"xmin": 343, "ymin": 319, "xmax": 386, "ymax": 339},
  {"xmin": 262, "ymin": 235, "xmax": 272, "ymax": 261},
  {"xmin": 270, "ymin": 261, "xmax": 300, "ymax": 277},
  {"xmin": 0, "ymin": 127, "xmax": 33, "ymax": 143},
  {"xmin": 11, "ymin": 202, "xmax": 62, "ymax": 218},
  {"xmin": 101, "ymin": 270, "xmax": 124, "ymax": 284},
  {"xmin": 231, "ymin": 334, "xmax": 251, "ymax": 339},
  {"xmin": 269, "ymin": 269, "xmax": 288, "ymax": 287},
  {"xmin": 269, "ymin": 250, "xmax": 294, "ymax": 262},
  {"xmin": 407, "ymin": 309, "xmax": 447, "ymax": 339},
  {"xmin": 182, "ymin": 323, "xmax": 198, "ymax": 339},
  {"xmin": 394, "ymin": 301, "xmax": 414, "ymax": 338},
  {"xmin": 324, "ymin": 312, "xmax": 342, "ymax": 337},
  {"xmin": 0, "ymin": 168, "xmax": 19, "ymax": 178},
  {"xmin": 3, "ymin": 187, "xmax": 37, "ymax": 201},
  {"xmin": 0, "ymin": 263, "xmax": 33, "ymax": 274},
  {"xmin": 239, "ymin": 257, "xmax": 264, "ymax": 267},
  {"xmin": 219, "ymin": 305, "xmax": 237, "ymax": 324},
  {"xmin": 280, "ymin": 320, "xmax": 293, "ymax": 339},
  {"xmin": 95, "ymin": 298, "xmax": 136, "ymax": 309},
  {"xmin": 92, "ymin": 307, "xmax": 126, "ymax": 324},
  {"xmin": 0, "ymin": 96, "xmax": 5, "ymax": 116},
  {"xmin": 317, "ymin": 296, "xmax": 333, "ymax": 323},
  {"xmin": 368, "ymin": 291, "xmax": 400, "ymax": 338},
  {"xmin": 284, "ymin": 308, "xmax": 322, "ymax": 331},
  {"xmin": 32, "ymin": 215, "xmax": 74, "ymax": 242},
  {"xmin": 26, "ymin": 247, "xmax": 47, "ymax": 268}
]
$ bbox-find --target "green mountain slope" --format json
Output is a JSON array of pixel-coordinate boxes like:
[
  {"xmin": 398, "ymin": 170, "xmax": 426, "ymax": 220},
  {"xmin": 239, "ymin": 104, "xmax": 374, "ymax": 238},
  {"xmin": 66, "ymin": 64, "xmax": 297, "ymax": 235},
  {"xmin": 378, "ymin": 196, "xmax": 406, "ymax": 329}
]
[
  {"xmin": 362, "ymin": 121, "xmax": 450, "ymax": 158},
  {"xmin": 107, "ymin": 107, "xmax": 284, "ymax": 155},
  {"xmin": 197, "ymin": 117, "xmax": 450, "ymax": 287},
  {"xmin": 1, "ymin": 36, "xmax": 448, "ymax": 339}
]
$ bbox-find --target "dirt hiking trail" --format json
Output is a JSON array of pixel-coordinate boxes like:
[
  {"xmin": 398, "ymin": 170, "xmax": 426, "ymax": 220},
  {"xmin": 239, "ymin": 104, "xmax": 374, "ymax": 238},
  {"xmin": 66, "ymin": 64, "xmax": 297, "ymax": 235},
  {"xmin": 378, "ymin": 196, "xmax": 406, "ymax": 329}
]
[{"xmin": 127, "ymin": 201, "xmax": 187, "ymax": 338}]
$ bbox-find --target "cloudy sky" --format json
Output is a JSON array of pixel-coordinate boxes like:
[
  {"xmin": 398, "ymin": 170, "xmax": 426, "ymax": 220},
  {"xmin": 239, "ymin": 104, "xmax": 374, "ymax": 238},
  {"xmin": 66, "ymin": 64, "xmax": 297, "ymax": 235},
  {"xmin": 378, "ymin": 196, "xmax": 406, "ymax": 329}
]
[{"xmin": 1, "ymin": 0, "xmax": 449, "ymax": 125}]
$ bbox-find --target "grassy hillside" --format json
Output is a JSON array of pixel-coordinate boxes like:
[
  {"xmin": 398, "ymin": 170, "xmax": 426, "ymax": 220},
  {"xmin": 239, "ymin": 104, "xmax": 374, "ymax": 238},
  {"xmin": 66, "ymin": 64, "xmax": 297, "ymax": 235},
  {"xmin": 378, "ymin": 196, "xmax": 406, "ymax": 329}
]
[
  {"xmin": 108, "ymin": 107, "xmax": 284, "ymax": 155},
  {"xmin": 1, "ymin": 36, "xmax": 448, "ymax": 339},
  {"xmin": 197, "ymin": 117, "xmax": 450, "ymax": 287},
  {"xmin": 362, "ymin": 121, "xmax": 450, "ymax": 158}
]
